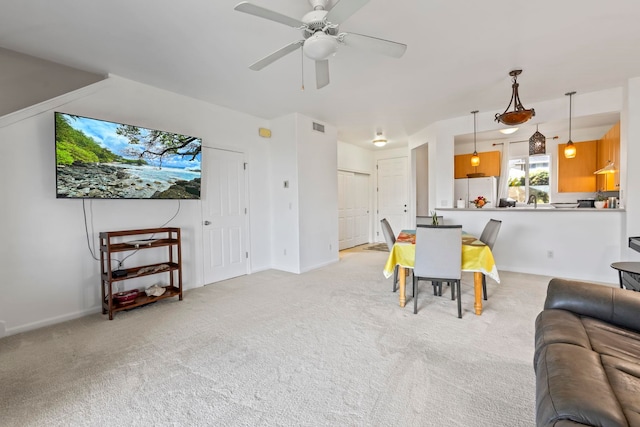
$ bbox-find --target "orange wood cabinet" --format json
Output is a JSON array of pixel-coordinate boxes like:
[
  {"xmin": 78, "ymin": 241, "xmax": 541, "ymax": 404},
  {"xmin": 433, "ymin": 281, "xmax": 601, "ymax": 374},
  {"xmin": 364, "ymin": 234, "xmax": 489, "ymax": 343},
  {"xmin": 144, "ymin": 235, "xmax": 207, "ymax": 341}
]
[
  {"xmin": 557, "ymin": 140, "xmax": 597, "ymax": 192},
  {"xmin": 596, "ymin": 122, "xmax": 620, "ymax": 191},
  {"xmin": 454, "ymin": 150, "xmax": 501, "ymax": 178}
]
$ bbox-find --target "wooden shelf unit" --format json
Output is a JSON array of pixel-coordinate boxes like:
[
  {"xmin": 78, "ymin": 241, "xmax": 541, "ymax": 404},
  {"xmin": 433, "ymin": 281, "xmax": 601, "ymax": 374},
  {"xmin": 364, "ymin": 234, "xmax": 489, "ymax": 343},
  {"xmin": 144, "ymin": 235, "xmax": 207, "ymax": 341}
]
[{"xmin": 99, "ymin": 227, "xmax": 182, "ymax": 320}]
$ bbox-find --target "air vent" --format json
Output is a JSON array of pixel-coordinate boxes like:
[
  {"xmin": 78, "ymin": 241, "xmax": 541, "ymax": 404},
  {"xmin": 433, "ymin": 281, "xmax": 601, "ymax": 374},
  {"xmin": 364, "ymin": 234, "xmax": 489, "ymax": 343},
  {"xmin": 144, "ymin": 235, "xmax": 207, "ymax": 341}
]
[{"xmin": 312, "ymin": 122, "xmax": 325, "ymax": 133}]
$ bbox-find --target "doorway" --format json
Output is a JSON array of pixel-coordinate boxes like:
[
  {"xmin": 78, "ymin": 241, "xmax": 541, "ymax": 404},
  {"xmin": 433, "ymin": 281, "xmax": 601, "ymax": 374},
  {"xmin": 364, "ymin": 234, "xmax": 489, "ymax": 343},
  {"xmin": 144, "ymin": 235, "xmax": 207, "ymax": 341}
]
[
  {"xmin": 377, "ymin": 157, "xmax": 408, "ymax": 240},
  {"xmin": 202, "ymin": 147, "xmax": 248, "ymax": 284},
  {"xmin": 338, "ymin": 170, "xmax": 370, "ymax": 250}
]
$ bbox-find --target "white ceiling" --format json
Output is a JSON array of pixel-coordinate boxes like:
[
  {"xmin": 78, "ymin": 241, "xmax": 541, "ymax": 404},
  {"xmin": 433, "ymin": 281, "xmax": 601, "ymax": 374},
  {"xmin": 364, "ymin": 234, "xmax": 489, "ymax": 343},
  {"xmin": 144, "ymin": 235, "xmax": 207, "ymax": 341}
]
[{"xmin": 1, "ymin": 0, "xmax": 639, "ymax": 149}]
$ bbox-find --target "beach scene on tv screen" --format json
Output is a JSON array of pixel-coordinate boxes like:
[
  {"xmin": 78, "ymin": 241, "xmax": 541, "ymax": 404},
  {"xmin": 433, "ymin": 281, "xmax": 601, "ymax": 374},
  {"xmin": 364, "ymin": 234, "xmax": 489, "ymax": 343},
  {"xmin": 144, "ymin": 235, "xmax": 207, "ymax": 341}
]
[{"xmin": 55, "ymin": 113, "xmax": 202, "ymax": 199}]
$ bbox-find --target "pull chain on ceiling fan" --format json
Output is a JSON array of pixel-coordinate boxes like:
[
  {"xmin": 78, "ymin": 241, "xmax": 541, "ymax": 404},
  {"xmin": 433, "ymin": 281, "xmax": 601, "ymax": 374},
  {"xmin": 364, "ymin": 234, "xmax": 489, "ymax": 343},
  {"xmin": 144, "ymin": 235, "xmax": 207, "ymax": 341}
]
[{"xmin": 234, "ymin": 0, "xmax": 407, "ymax": 89}]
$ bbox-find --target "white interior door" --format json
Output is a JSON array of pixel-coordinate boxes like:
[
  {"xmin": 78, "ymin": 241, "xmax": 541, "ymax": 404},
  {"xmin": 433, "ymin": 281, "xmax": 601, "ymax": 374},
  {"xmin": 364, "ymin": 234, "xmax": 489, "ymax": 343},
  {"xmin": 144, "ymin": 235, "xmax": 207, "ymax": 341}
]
[
  {"xmin": 377, "ymin": 157, "xmax": 408, "ymax": 240},
  {"xmin": 353, "ymin": 173, "xmax": 369, "ymax": 246},
  {"xmin": 202, "ymin": 148, "xmax": 247, "ymax": 284},
  {"xmin": 338, "ymin": 171, "xmax": 370, "ymax": 250}
]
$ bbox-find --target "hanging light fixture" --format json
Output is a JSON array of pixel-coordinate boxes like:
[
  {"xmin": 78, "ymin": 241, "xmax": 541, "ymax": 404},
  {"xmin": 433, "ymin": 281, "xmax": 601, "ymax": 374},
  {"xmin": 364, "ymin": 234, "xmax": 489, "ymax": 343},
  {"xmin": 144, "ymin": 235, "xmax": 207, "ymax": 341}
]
[
  {"xmin": 499, "ymin": 127, "xmax": 519, "ymax": 135},
  {"xmin": 529, "ymin": 124, "xmax": 546, "ymax": 155},
  {"xmin": 594, "ymin": 162, "xmax": 616, "ymax": 174},
  {"xmin": 495, "ymin": 70, "xmax": 536, "ymax": 126},
  {"xmin": 564, "ymin": 91, "xmax": 577, "ymax": 159},
  {"xmin": 470, "ymin": 110, "xmax": 480, "ymax": 167},
  {"xmin": 372, "ymin": 131, "xmax": 387, "ymax": 147},
  {"xmin": 594, "ymin": 161, "xmax": 616, "ymax": 174},
  {"xmin": 594, "ymin": 130, "xmax": 616, "ymax": 174}
]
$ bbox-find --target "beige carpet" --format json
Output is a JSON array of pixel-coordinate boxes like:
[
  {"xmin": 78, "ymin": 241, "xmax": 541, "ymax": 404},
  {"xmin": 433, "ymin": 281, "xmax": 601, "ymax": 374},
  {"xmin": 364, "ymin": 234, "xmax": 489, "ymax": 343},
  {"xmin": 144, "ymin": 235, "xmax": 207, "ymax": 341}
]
[{"xmin": 0, "ymin": 247, "xmax": 549, "ymax": 426}]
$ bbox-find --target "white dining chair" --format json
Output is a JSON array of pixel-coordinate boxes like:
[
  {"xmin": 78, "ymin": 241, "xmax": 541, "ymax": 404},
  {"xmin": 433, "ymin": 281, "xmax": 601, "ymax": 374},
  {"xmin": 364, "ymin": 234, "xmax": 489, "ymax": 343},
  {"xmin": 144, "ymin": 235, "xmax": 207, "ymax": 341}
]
[
  {"xmin": 479, "ymin": 219, "xmax": 502, "ymax": 300},
  {"xmin": 413, "ymin": 224, "xmax": 463, "ymax": 317}
]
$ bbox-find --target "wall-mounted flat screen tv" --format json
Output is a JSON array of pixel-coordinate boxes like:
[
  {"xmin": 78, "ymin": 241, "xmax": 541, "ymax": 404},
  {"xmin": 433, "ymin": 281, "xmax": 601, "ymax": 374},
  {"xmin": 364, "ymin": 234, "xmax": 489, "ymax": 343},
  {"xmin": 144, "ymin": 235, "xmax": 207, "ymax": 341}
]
[{"xmin": 55, "ymin": 112, "xmax": 202, "ymax": 199}]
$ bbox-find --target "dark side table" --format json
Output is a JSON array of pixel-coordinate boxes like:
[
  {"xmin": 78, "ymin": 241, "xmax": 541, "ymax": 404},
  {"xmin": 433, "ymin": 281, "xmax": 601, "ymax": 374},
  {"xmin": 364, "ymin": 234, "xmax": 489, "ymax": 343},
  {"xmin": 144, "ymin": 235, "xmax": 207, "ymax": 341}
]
[{"xmin": 610, "ymin": 262, "xmax": 640, "ymax": 291}]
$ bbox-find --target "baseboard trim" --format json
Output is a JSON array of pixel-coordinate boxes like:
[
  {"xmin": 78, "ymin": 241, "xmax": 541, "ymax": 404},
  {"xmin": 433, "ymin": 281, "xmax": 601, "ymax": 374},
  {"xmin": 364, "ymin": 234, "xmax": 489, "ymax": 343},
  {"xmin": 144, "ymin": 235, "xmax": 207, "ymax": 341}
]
[{"xmin": 4, "ymin": 306, "xmax": 102, "ymax": 338}]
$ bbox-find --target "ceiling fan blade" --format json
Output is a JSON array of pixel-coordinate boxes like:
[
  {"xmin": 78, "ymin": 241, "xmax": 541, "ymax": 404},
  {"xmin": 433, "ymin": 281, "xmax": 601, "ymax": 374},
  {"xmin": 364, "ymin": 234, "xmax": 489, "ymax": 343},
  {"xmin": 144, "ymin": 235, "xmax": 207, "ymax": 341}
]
[
  {"xmin": 249, "ymin": 40, "xmax": 304, "ymax": 71},
  {"xmin": 316, "ymin": 60, "xmax": 330, "ymax": 89},
  {"xmin": 341, "ymin": 32, "xmax": 407, "ymax": 58},
  {"xmin": 234, "ymin": 2, "xmax": 304, "ymax": 28},
  {"xmin": 326, "ymin": 0, "xmax": 370, "ymax": 25}
]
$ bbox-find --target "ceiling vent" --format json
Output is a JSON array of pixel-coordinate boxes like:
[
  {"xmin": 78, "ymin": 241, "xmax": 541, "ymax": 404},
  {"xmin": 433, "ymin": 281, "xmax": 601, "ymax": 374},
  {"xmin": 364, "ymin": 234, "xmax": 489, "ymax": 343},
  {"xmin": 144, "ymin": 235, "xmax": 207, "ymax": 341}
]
[{"xmin": 312, "ymin": 122, "xmax": 325, "ymax": 133}]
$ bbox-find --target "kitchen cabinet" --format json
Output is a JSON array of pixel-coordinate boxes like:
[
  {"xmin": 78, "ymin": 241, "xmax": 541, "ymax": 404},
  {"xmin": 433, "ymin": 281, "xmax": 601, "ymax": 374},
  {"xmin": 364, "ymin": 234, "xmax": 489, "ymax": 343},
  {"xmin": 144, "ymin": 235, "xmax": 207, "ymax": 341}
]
[
  {"xmin": 557, "ymin": 140, "xmax": 597, "ymax": 193},
  {"xmin": 454, "ymin": 177, "xmax": 497, "ymax": 208},
  {"xmin": 454, "ymin": 151, "xmax": 501, "ymax": 179},
  {"xmin": 596, "ymin": 122, "xmax": 620, "ymax": 191}
]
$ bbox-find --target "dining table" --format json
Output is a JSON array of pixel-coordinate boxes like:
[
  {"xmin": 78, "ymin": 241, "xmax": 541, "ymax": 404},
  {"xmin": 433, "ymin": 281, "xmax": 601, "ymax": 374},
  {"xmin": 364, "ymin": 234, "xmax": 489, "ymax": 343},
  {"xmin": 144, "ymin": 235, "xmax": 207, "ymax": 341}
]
[{"xmin": 383, "ymin": 230, "xmax": 500, "ymax": 315}]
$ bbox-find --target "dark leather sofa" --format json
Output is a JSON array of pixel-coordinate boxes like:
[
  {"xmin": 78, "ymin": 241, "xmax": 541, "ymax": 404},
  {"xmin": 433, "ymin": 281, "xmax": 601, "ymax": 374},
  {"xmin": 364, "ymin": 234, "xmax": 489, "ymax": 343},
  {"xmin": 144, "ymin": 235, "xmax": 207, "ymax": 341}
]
[{"xmin": 535, "ymin": 278, "xmax": 640, "ymax": 427}]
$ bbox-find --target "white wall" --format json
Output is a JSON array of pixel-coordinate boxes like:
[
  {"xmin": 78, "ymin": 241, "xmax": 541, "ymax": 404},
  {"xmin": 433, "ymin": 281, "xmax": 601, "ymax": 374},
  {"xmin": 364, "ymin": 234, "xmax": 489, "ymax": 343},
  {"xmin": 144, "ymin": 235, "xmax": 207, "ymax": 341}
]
[
  {"xmin": 0, "ymin": 76, "xmax": 272, "ymax": 336},
  {"xmin": 270, "ymin": 114, "xmax": 339, "ymax": 273},
  {"xmin": 624, "ymin": 77, "xmax": 640, "ymax": 260},
  {"xmin": 297, "ymin": 115, "xmax": 339, "ymax": 272},
  {"xmin": 337, "ymin": 141, "xmax": 373, "ymax": 174},
  {"xmin": 414, "ymin": 144, "xmax": 429, "ymax": 216},
  {"xmin": 269, "ymin": 114, "xmax": 301, "ymax": 273}
]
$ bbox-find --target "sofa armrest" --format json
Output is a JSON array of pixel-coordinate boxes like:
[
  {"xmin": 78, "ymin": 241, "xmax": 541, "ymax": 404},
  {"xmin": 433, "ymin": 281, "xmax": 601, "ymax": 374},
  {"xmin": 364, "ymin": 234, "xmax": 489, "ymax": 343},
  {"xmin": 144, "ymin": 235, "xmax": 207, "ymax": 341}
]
[{"xmin": 545, "ymin": 278, "xmax": 640, "ymax": 332}]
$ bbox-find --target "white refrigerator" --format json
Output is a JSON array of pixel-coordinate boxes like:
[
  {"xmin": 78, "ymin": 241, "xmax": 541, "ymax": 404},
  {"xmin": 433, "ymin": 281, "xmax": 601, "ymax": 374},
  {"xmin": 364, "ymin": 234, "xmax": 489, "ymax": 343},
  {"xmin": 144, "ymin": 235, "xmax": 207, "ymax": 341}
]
[{"xmin": 454, "ymin": 177, "xmax": 498, "ymax": 208}]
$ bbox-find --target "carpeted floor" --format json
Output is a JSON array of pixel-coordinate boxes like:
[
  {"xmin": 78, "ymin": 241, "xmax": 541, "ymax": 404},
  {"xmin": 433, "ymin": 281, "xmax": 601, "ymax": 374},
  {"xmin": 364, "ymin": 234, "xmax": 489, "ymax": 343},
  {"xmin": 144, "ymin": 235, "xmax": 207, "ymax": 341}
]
[{"xmin": 0, "ymin": 246, "xmax": 549, "ymax": 426}]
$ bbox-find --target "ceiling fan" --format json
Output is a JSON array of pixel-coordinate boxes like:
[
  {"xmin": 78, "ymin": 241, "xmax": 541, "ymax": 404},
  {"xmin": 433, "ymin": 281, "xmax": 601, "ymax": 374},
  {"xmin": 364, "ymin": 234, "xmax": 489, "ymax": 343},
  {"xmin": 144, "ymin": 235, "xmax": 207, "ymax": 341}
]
[{"xmin": 234, "ymin": 0, "xmax": 407, "ymax": 89}]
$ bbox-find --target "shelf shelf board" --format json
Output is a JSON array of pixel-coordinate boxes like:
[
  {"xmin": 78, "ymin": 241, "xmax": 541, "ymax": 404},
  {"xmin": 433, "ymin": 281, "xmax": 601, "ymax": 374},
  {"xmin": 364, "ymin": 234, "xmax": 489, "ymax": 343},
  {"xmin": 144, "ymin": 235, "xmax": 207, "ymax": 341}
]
[{"xmin": 103, "ymin": 286, "xmax": 181, "ymax": 313}]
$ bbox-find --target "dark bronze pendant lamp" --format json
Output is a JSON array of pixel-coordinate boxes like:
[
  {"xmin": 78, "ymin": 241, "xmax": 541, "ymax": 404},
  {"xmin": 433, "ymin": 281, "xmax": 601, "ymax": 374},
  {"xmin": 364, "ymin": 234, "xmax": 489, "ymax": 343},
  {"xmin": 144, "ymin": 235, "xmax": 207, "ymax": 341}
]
[{"xmin": 495, "ymin": 70, "xmax": 535, "ymax": 126}]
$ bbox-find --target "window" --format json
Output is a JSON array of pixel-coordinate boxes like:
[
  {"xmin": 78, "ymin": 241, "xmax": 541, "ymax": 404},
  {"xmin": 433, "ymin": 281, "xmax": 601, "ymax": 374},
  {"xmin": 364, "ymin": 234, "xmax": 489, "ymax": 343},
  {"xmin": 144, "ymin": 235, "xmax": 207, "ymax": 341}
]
[{"xmin": 507, "ymin": 154, "xmax": 550, "ymax": 204}]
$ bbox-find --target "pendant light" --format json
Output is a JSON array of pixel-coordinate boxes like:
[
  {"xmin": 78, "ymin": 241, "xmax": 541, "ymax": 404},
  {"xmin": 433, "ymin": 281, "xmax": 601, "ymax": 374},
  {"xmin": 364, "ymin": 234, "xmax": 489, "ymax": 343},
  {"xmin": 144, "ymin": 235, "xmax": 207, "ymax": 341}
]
[
  {"xmin": 594, "ymin": 161, "xmax": 616, "ymax": 174},
  {"xmin": 564, "ymin": 91, "xmax": 577, "ymax": 159},
  {"xmin": 470, "ymin": 110, "xmax": 480, "ymax": 167},
  {"xmin": 529, "ymin": 124, "xmax": 546, "ymax": 155},
  {"xmin": 495, "ymin": 70, "xmax": 536, "ymax": 126}
]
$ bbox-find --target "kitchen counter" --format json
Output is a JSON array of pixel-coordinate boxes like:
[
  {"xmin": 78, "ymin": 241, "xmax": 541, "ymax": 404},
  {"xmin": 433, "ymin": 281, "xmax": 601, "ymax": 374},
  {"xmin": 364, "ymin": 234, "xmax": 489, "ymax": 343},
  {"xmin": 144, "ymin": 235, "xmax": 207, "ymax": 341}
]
[
  {"xmin": 438, "ymin": 207, "xmax": 625, "ymax": 212},
  {"xmin": 432, "ymin": 206, "xmax": 625, "ymax": 285}
]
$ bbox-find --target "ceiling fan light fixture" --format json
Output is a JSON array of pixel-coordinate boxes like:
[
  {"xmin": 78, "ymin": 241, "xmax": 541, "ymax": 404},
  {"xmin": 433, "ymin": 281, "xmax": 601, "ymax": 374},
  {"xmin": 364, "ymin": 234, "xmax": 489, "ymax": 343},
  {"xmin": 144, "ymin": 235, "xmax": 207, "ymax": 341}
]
[
  {"xmin": 495, "ymin": 70, "xmax": 535, "ymax": 126},
  {"xmin": 372, "ymin": 131, "xmax": 387, "ymax": 147},
  {"xmin": 303, "ymin": 32, "xmax": 338, "ymax": 60}
]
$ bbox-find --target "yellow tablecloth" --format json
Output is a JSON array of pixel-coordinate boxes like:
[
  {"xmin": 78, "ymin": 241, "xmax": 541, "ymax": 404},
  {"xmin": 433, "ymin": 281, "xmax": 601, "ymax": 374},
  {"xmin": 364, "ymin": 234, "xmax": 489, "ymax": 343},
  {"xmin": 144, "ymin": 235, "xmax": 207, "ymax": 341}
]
[{"xmin": 383, "ymin": 231, "xmax": 500, "ymax": 283}]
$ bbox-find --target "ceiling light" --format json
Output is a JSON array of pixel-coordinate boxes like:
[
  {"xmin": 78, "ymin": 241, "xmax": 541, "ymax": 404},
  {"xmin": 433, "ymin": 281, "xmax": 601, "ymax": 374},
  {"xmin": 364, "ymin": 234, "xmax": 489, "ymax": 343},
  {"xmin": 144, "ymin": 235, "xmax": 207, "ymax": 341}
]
[
  {"xmin": 495, "ymin": 70, "xmax": 536, "ymax": 126},
  {"xmin": 564, "ymin": 91, "xmax": 577, "ymax": 159},
  {"xmin": 303, "ymin": 32, "xmax": 338, "ymax": 61},
  {"xmin": 529, "ymin": 124, "xmax": 546, "ymax": 155},
  {"xmin": 499, "ymin": 127, "xmax": 519, "ymax": 135},
  {"xmin": 372, "ymin": 131, "xmax": 387, "ymax": 147},
  {"xmin": 471, "ymin": 110, "xmax": 480, "ymax": 167}
]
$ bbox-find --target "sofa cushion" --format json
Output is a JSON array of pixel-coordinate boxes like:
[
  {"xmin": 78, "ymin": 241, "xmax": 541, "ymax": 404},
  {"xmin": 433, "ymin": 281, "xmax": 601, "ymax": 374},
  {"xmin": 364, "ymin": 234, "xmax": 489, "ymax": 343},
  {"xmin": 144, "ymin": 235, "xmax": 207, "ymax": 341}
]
[
  {"xmin": 583, "ymin": 317, "xmax": 640, "ymax": 364},
  {"xmin": 602, "ymin": 354, "xmax": 640, "ymax": 425},
  {"xmin": 536, "ymin": 343, "xmax": 628, "ymax": 427},
  {"xmin": 534, "ymin": 309, "xmax": 592, "ymax": 369}
]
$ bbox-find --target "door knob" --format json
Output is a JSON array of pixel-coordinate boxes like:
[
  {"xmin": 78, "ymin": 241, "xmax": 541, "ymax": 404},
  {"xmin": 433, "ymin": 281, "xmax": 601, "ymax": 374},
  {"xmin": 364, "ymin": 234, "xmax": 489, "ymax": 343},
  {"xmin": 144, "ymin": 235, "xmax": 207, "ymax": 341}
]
[{"xmin": 204, "ymin": 221, "xmax": 211, "ymax": 225}]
